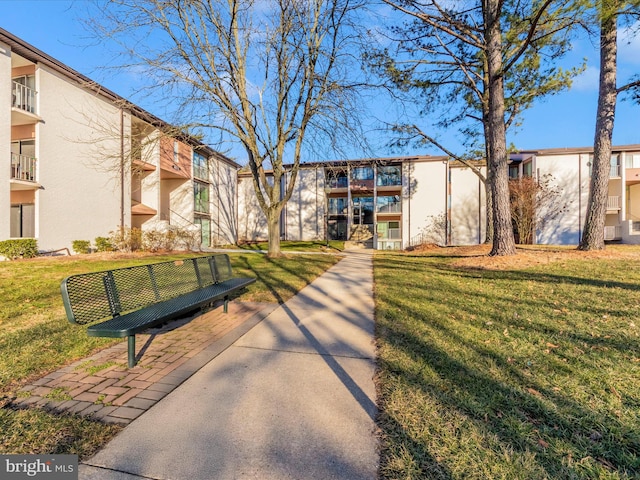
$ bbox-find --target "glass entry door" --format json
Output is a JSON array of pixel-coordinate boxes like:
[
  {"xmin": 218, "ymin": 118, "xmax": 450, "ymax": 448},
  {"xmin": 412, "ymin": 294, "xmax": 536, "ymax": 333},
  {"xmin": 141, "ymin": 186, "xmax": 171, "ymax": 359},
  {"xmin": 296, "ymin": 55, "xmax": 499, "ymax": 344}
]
[{"xmin": 352, "ymin": 197, "xmax": 374, "ymax": 225}]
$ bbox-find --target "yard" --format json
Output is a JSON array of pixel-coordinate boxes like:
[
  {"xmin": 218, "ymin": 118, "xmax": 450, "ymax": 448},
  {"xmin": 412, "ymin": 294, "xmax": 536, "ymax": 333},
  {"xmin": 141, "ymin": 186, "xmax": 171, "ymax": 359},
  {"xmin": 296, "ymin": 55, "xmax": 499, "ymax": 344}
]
[
  {"xmin": 0, "ymin": 249, "xmax": 340, "ymax": 456},
  {"xmin": 3, "ymin": 243, "xmax": 640, "ymax": 477},
  {"xmin": 375, "ymin": 244, "xmax": 640, "ymax": 479}
]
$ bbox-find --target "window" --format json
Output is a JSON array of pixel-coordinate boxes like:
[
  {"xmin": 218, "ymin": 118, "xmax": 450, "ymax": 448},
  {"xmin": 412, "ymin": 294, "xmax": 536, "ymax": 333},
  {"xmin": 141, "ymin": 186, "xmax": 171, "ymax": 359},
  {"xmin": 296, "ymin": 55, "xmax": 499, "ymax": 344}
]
[
  {"xmin": 352, "ymin": 167, "xmax": 374, "ymax": 181},
  {"xmin": 378, "ymin": 221, "xmax": 400, "ymax": 239},
  {"xmin": 194, "ymin": 217, "xmax": 211, "ymax": 247},
  {"xmin": 326, "ymin": 169, "xmax": 348, "ymax": 188},
  {"xmin": 377, "ymin": 195, "xmax": 401, "ymax": 213},
  {"xmin": 611, "ymin": 154, "xmax": 620, "ymax": 177},
  {"xmin": 523, "ymin": 161, "xmax": 533, "ymax": 177},
  {"xmin": 11, "ymin": 204, "xmax": 35, "ymax": 238},
  {"xmin": 377, "ymin": 165, "xmax": 402, "ymax": 186},
  {"xmin": 626, "ymin": 154, "xmax": 640, "ymax": 169},
  {"xmin": 194, "ymin": 181, "xmax": 210, "ymax": 213},
  {"xmin": 193, "ymin": 151, "xmax": 208, "ymax": 180},
  {"xmin": 509, "ymin": 164, "xmax": 519, "ymax": 179},
  {"xmin": 329, "ymin": 197, "xmax": 347, "ymax": 215}
]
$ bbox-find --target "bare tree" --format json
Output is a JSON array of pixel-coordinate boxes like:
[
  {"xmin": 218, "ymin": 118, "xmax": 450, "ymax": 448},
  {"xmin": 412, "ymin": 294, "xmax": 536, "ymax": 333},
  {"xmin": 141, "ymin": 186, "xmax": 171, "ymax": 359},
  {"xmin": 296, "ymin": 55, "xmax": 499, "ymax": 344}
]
[
  {"xmin": 88, "ymin": 0, "xmax": 366, "ymax": 257},
  {"xmin": 579, "ymin": 0, "xmax": 640, "ymax": 250},
  {"xmin": 509, "ymin": 174, "xmax": 568, "ymax": 244},
  {"xmin": 371, "ymin": 0, "xmax": 583, "ymax": 255}
]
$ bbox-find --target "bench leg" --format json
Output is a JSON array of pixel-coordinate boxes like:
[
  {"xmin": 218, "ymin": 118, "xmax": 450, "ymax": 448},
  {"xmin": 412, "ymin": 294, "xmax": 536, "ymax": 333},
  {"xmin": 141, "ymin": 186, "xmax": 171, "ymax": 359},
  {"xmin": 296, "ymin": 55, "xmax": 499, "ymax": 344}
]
[
  {"xmin": 128, "ymin": 336, "xmax": 136, "ymax": 368},
  {"xmin": 224, "ymin": 295, "xmax": 229, "ymax": 313}
]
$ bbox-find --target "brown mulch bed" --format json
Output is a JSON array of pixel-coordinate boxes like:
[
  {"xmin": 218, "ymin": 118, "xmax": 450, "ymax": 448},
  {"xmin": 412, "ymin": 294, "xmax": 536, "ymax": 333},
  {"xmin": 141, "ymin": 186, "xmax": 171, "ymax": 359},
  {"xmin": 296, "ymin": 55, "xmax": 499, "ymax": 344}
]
[{"xmin": 406, "ymin": 243, "xmax": 640, "ymax": 270}]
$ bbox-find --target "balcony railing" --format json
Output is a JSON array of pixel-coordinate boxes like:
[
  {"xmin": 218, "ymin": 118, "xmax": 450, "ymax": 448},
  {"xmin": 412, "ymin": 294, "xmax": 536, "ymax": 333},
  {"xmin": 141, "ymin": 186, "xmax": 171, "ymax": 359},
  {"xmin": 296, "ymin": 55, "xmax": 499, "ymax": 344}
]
[
  {"xmin": 604, "ymin": 225, "xmax": 622, "ymax": 241},
  {"xmin": 378, "ymin": 228, "xmax": 401, "ymax": 240},
  {"xmin": 607, "ymin": 196, "xmax": 621, "ymax": 210},
  {"xmin": 610, "ymin": 164, "xmax": 621, "ymax": 178},
  {"xmin": 12, "ymin": 81, "xmax": 36, "ymax": 114},
  {"xmin": 11, "ymin": 153, "xmax": 37, "ymax": 182},
  {"xmin": 377, "ymin": 202, "xmax": 401, "ymax": 213},
  {"xmin": 326, "ymin": 177, "xmax": 348, "ymax": 188}
]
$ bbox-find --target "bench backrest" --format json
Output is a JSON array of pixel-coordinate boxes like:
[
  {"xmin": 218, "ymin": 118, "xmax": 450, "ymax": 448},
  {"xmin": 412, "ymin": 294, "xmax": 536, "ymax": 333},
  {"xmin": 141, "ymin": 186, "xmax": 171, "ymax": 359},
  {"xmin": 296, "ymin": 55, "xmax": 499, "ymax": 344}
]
[{"xmin": 61, "ymin": 254, "xmax": 234, "ymax": 325}]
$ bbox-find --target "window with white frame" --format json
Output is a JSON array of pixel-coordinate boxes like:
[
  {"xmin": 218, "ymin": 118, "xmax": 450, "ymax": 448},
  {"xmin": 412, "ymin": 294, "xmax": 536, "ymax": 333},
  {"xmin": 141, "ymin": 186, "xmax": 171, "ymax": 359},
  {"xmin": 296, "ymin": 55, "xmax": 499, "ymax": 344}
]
[
  {"xmin": 193, "ymin": 151, "xmax": 208, "ymax": 180},
  {"xmin": 194, "ymin": 181, "xmax": 210, "ymax": 213},
  {"xmin": 625, "ymin": 154, "xmax": 640, "ymax": 169}
]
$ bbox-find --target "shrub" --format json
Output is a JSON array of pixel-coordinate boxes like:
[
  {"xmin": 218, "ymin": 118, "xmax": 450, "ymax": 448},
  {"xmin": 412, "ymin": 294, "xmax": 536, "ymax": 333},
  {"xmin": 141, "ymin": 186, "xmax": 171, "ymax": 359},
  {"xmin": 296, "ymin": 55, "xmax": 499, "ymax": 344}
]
[
  {"xmin": 141, "ymin": 229, "xmax": 180, "ymax": 252},
  {"xmin": 177, "ymin": 228, "xmax": 201, "ymax": 251},
  {"xmin": 72, "ymin": 240, "xmax": 91, "ymax": 254},
  {"xmin": 142, "ymin": 229, "xmax": 164, "ymax": 252},
  {"xmin": 109, "ymin": 227, "xmax": 143, "ymax": 252},
  {"xmin": 0, "ymin": 239, "xmax": 39, "ymax": 260},
  {"xmin": 94, "ymin": 237, "xmax": 114, "ymax": 252}
]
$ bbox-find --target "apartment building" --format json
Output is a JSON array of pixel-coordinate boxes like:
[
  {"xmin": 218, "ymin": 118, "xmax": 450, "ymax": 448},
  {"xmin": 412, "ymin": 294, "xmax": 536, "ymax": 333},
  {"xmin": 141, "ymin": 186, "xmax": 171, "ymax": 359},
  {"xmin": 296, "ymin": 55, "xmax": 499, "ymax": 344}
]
[
  {"xmin": 238, "ymin": 156, "xmax": 486, "ymax": 249},
  {"xmin": 1, "ymin": 28, "xmax": 239, "ymax": 253},
  {"xmin": 513, "ymin": 145, "xmax": 640, "ymax": 245},
  {"xmin": 238, "ymin": 145, "xmax": 640, "ymax": 249}
]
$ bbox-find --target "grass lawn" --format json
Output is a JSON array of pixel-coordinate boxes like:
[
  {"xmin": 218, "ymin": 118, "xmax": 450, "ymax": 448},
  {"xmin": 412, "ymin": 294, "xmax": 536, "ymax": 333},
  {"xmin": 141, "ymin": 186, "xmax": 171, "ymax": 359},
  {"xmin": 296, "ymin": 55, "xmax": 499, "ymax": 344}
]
[
  {"xmin": 375, "ymin": 245, "xmax": 640, "ymax": 479},
  {"xmin": 229, "ymin": 240, "xmax": 345, "ymax": 253},
  {"xmin": 0, "ymin": 249, "xmax": 340, "ymax": 456}
]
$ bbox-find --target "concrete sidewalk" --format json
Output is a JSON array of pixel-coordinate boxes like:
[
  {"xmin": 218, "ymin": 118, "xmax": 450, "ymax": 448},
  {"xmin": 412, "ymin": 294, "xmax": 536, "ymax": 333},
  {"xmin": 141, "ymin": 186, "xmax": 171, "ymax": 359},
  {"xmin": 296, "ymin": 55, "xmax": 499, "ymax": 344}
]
[{"xmin": 79, "ymin": 250, "xmax": 378, "ymax": 480}]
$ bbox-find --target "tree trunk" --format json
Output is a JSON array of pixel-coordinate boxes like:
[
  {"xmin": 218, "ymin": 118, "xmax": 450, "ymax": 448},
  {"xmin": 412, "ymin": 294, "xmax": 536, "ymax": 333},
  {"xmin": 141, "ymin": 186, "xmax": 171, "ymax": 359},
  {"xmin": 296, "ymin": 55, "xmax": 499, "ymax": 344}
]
[
  {"xmin": 483, "ymin": 142, "xmax": 494, "ymax": 244},
  {"xmin": 266, "ymin": 208, "xmax": 282, "ymax": 257},
  {"xmin": 485, "ymin": 0, "xmax": 516, "ymax": 256},
  {"xmin": 579, "ymin": 3, "xmax": 617, "ymax": 251}
]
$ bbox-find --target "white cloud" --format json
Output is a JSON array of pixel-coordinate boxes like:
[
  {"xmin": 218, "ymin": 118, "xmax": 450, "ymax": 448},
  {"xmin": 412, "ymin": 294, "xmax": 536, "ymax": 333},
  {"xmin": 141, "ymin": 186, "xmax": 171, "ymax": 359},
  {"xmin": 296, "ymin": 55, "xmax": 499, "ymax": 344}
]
[{"xmin": 571, "ymin": 65, "xmax": 600, "ymax": 92}]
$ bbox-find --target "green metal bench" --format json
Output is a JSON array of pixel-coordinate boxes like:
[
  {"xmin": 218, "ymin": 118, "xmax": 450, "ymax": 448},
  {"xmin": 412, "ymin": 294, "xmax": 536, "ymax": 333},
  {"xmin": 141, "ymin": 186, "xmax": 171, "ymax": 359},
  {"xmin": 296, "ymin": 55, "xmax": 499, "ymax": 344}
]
[{"xmin": 60, "ymin": 254, "xmax": 255, "ymax": 368}]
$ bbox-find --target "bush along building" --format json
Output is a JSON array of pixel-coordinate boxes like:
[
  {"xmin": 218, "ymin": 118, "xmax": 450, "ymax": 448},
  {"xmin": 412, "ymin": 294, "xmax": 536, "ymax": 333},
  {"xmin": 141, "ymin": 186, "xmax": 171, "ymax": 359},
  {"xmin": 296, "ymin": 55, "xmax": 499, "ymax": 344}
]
[{"xmin": 1, "ymin": 28, "xmax": 239, "ymax": 255}]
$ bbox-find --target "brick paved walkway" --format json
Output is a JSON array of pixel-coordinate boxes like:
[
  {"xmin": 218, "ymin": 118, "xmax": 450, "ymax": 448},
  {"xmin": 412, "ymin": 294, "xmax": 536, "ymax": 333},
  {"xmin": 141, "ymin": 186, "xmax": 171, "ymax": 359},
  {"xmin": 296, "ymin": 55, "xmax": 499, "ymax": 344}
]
[{"xmin": 12, "ymin": 302, "xmax": 276, "ymax": 425}]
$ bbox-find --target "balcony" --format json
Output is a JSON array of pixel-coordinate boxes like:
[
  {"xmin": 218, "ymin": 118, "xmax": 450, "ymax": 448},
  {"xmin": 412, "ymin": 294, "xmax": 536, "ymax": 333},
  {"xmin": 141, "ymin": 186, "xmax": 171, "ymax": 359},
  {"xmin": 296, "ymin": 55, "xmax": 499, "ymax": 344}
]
[
  {"xmin": 604, "ymin": 225, "xmax": 622, "ymax": 241},
  {"xmin": 11, "ymin": 153, "xmax": 37, "ymax": 183},
  {"xmin": 377, "ymin": 201, "xmax": 401, "ymax": 214},
  {"xmin": 610, "ymin": 164, "xmax": 621, "ymax": 178},
  {"xmin": 11, "ymin": 81, "xmax": 39, "ymax": 125},
  {"xmin": 607, "ymin": 196, "xmax": 621, "ymax": 211},
  {"xmin": 327, "ymin": 177, "xmax": 348, "ymax": 189},
  {"xmin": 379, "ymin": 227, "xmax": 401, "ymax": 240}
]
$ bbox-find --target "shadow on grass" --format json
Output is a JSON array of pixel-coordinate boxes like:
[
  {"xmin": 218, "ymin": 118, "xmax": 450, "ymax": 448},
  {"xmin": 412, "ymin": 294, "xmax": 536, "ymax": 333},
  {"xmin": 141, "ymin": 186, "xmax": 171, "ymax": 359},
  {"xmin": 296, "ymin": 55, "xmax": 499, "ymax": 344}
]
[{"xmin": 375, "ymin": 254, "xmax": 640, "ymax": 479}]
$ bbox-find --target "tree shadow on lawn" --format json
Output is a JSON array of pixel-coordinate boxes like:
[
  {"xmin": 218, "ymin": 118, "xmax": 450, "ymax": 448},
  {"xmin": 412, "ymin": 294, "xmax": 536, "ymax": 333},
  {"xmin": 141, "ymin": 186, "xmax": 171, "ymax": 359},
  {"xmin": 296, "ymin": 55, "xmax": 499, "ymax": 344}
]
[
  {"xmin": 376, "ymin": 263, "xmax": 640, "ymax": 477},
  {"xmin": 378, "ymin": 313, "xmax": 640, "ymax": 478}
]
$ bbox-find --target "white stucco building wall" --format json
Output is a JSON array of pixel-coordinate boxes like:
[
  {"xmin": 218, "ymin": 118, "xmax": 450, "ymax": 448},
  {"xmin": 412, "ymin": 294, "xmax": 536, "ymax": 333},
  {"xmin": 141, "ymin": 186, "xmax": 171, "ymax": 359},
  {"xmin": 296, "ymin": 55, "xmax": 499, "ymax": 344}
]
[
  {"xmin": 238, "ymin": 174, "xmax": 268, "ymax": 242},
  {"xmin": 283, "ymin": 167, "xmax": 324, "ymax": 242},
  {"xmin": 211, "ymin": 159, "xmax": 239, "ymax": 245},
  {"xmin": 533, "ymin": 152, "xmax": 589, "ymax": 245},
  {"xmin": 35, "ymin": 66, "xmax": 127, "ymax": 251},
  {"xmin": 403, "ymin": 159, "xmax": 448, "ymax": 247},
  {"xmin": 0, "ymin": 39, "xmax": 13, "ymax": 242},
  {"xmin": 450, "ymin": 165, "xmax": 486, "ymax": 245}
]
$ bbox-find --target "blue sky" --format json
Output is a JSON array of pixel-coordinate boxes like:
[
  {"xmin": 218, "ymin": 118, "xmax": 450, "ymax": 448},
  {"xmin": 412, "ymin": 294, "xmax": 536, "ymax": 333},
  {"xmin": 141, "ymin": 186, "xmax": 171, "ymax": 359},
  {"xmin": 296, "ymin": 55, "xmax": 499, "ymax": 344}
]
[{"xmin": 2, "ymin": 0, "xmax": 638, "ymax": 162}]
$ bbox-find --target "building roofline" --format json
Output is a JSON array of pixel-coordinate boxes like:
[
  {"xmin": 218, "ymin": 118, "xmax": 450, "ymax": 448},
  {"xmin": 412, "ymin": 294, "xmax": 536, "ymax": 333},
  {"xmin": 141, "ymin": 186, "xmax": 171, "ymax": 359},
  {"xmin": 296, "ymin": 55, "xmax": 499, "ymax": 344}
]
[
  {"xmin": 297, "ymin": 155, "xmax": 449, "ymax": 168},
  {"xmin": 518, "ymin": 144, "xmax": 640, "ymax": 156},
  {"xmin": 0, "ymin": 27, "xmax": 240, "ymax": 169},
  {"xmin": 237, "ymin": 155, "xmax": 453, "ymax": 177}
]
